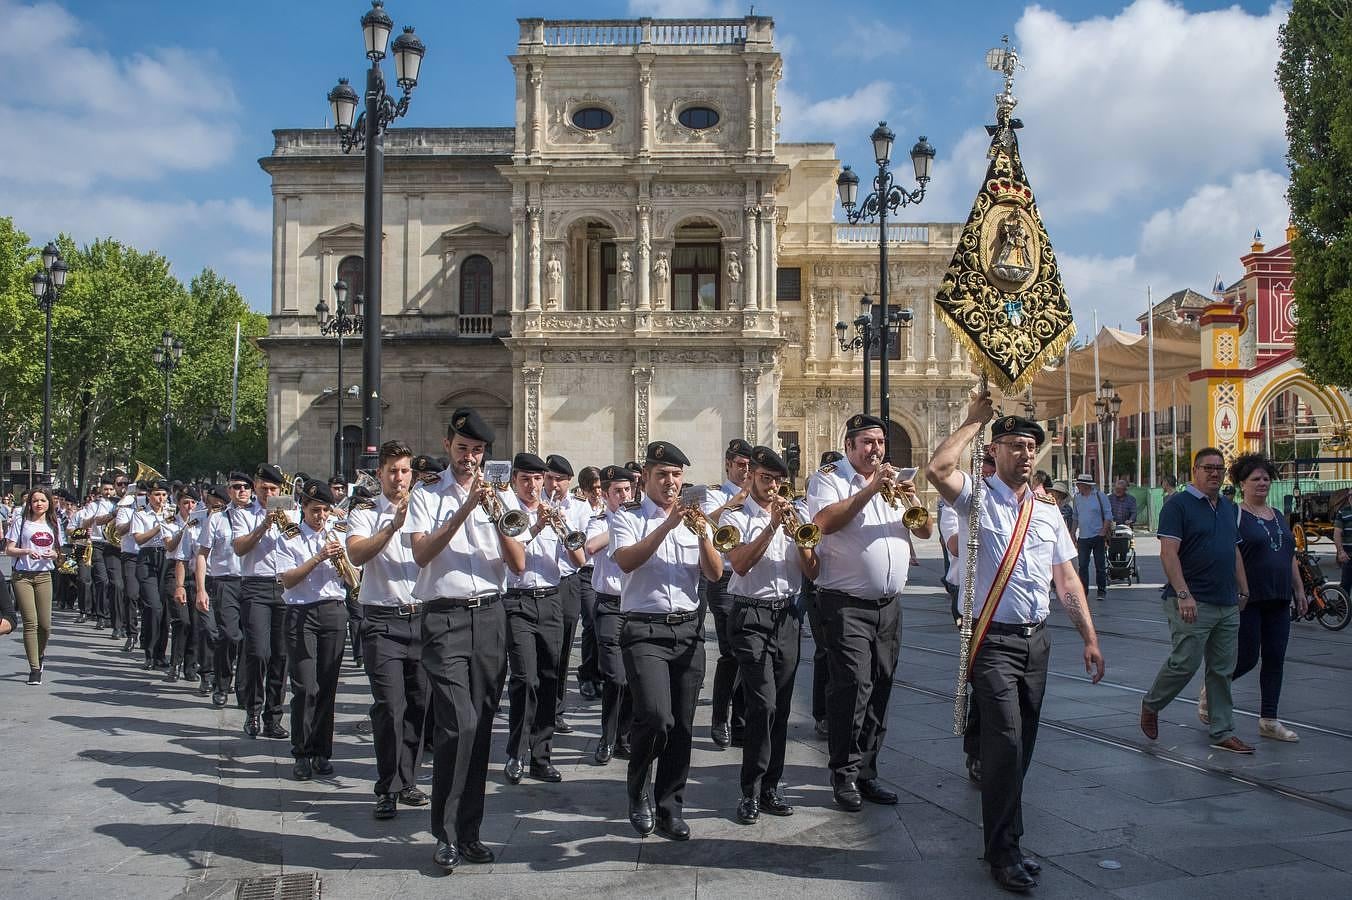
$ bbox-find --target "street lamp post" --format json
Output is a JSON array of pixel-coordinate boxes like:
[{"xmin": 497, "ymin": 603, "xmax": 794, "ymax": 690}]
[
  {"xmin": 1094, "ymin": 380, "xmax": 1123, "ymax": 484},
  {"xmin": 30, "ymin": 241, "xmax": 69, "ymax": 482},
  {"xmin": 316, "ymin": 280, "xmax": 365, "ymax": 479},
  {"xmin": 835, "ymin": 295, "xmax": 915, "ymax": 430},
  {"xmin": 152, "ymin": 329, "xmax": 184, "ymax": 478},
  {"xmin": 327, "ymin": 1, "xmax": 426, "ymax": 469},
  {"xmin": 837, "ymin": 123, "xmax": 935, "ymax": 456}
]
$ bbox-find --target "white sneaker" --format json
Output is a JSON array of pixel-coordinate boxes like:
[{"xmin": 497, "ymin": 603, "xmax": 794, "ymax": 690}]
[
  {"xmin": 1258, "ymin": 718, "xmax": 1299, "ymax": 742},
  {"xmin": 1197, "ymin": 685, "xmax": 1210, "ymax": 725}
]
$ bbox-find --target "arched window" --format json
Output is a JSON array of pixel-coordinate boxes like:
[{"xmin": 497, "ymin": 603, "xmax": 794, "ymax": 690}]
[
  {"xmin": 460, "ymin": 255, "xmax": 493, "ymax": 315},
  {"xmin": 336, "ymin": 255, "xmax": 364, "ymax": 299}
]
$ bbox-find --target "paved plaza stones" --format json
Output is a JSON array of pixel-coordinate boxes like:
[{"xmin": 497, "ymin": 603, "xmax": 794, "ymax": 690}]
[{"xmin": 4, "ymin": 537, "xmax": 1352, "ymax": 898}]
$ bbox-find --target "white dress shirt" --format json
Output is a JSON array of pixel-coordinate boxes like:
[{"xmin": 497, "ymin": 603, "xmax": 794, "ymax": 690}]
[
  {"xmin": 347, "ymin": 494, "xmax": 418, "ymax": 607},
  {"xmin": 939, "ymin": 499, "xmax": 960, "ymax": 584},
  {"xmin": 806, "ymin": 455, "xmax": 913, "ymax": 599},
  {"xmin": 407, "ymin": 469, "xmax": 507, "ymax": 601},
  {"xmin": 951, "ymin": 472, "xmax": 1077, "ymax": 625},
  {"xmin": 507, "ymin": 506, "xmax": 568, "ymax": 590},
  {"xmin": 700, "ymin": 479, "xmax": 744, "ymax": 573},
  {"xmin": 229, "ymin": 501, "xmax": 288, "ymax": 578},
  {"xmin": 719, "ymin": 496, "xmax": 803, "ymax": 601},
  {"xmin": 171, "ymin": 514, "xmax": 200, "ymax": 563},
  {"xmin": 199, "ymin": 509, "xmax": 242, "ymax": 577},
  {"xmin": 609, "ymin": 495, "xmax": 701, "ymax": 614},
  {"xmin": 587, "ymin": 510, "xmax": 623, "ymax": 596},
  {"xmin": 277, "ymin": 521, "xmax": 347, "ymax": 606},
  {"xmin": 116, "ymin": 504, "xmax": 140, "ymax": 555},
  {"xmin": 90, "ymin": 498, "xmax": 115, "ymax": 544},
  {"xmin": 131, "ymin": 507, "xmax": 174, "ymax": 550}
]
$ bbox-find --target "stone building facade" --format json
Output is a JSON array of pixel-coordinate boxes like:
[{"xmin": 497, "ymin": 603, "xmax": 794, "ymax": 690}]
[{"xmin": 259, "ymin": 17, "xmax": 975, "ymax": 486}]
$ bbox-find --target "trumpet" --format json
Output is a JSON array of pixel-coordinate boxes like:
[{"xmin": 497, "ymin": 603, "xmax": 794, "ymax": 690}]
[
  {"xmin": 774, "ymin": 496, "xmax": 821, "ymax": 548},
  {"xmin": 269, "ymin": 508, "xmax": 302, "ymax": 539},
  {"xmin": 541, "ymin": 500, "xmax": 586, "ymax": 552},
  {"xmin": 71, "ymin": 527, "xmax": 95, "ymax": 567},
  {"xmin": 324, "ymin": 521, "xmax": 362, "ymax": 590},
  {"xmin": 476, "ymin": 469, "xmax": 528, "ymax": 537},
  {"xmin": 879, "ymin": 482, "xmax": 930, "ymax": 530},
  {"xmin": 681, "ymin": 505, "xmax": 742, "ymax": 553}
]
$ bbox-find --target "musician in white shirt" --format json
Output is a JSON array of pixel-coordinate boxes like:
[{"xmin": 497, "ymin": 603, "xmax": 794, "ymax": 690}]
[{"xmin": 584, "ymin": 465, "xmax": 635, "ymax": 765}]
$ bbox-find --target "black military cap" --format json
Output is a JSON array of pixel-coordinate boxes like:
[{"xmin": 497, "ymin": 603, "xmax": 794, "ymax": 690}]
[
  {"xmin": 725, "ymin": 438, "xmax": 754, "ymax": 460},
  {"xmin": 99, "ymin": 473, "xmax": 117, "ymax": 486},
  {"xmin": 600, "ymin": 464, "xmax": 637, "ymax": 485},
  {"xmin": 352, "ymin": 483, "xmax": 377, "ymax": 501},
  {"xmin": 411, "ymin": 454, "xmax": 445, "ymax": 475},
  {"xmin": 989, "ymin": 415, "xmax": 1046, "ymax": 447},
  {"xmin": 208, "ymin": 485, "xmax": 230, "ymax": 504},
  {"xmin": 228, "ymin": 470, "xmax": 253, "ymax": 485},
  {"xmin": 623, "ymin": 460, "xmax": 642, "ymax": 473},
  {"xmin": 255, "ymin": 464, "xmax": 285, "ymax": 486},
  {"xmin": 820, "ymin": 450, "xmax": 844, "ymax": 467},
  {"xmin": 645, "ymin": 441, "xmax": 691, "ymax": 467},
  {"xmin": 150, "ymin": 480, "xmax": 171, "ymax": 494},
  {"xmin": 512, "ymin": 452, "xmax": 549, "ymax": 473},
  {"xmin": 299, "ymin": 480, "xmax": 336, "ymax": 506},
  {"xmin": 545, "ymin": 453, "xmax": 574, "ymax": 477},
  {"xmin": 54, "ymin": 488, "xmax": 75, "ymax": 502},
  {"xmin": 328, "ymin": 474, "xmax": 347, "ymax": 487},
  {"xmin": 844, "ymin": 413, "xmax": 887, "ymax": 436},
  {"xmin": 448, "ymin": 407, "xmax": 495, "ymax": 444},
  {"xmin": 750, "ymin": 445, "xmax": 789, "ymax": 476}
]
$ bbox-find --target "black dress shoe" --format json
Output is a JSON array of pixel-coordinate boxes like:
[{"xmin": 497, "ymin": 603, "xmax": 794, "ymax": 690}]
[
  {"xmin": 832, "ymin": 777, "xmax": 862, "ymax": 812},
  {"xmin": 736, "ymin": 796, "xmax": 760, "ymax": 824},
  {"xmin": 528, "ymin": 763, "xmax": 562, "ymax": 783},
  {"xmin": 262, "ymin": 722, "xmax": 289, "ymax": 740},
  {"xmin": 183, "ymin": 666, "xmax": 198, "ymax": 681},
  {"xmin": 123, "ymin": 636, "xmax": 134, "ymax": 652},
  {"xmin": 991, "ymin": 863, "xmax": 1036, "ymax": 893},
  {"xmin": 398, "ymin": 786, "xmax": 429, "ymax": 806},
  {"xmin": 759, "ymin": 790, "xmax": 794, "ymax": 816},
  {"xmin": 594, "ymin": 743, "xmax": 613, "ymax": 765},
  {"xmin": 655, "ymin": 815, "xmax": 690, "ymax": 841},
  {"xmin": 554, "ymin": 715, "xmax": 574, "ymax": 734},
  {"xmin": 311, "ymin": 756, "xmax": 335, "ymax": 776},
  {"xmin": 243, "ymin": 715, "xmax": 261, "ymax": 738},
  {"xmin": 75, "ymin": 614, "xmax": 87, "ymax": 624},
  {"xmin": 614, "ymin": 741, "xmax": 632, "ymax": 760},
  {"xmin": 710, "ymin": 721, "xmax": 731, "ymax": 748},
  {"xmin": 859, "ymin": 778, "xmax": 899, "ymax": 805},
  {"xmin": 212, "ymin": 690, "xmax": 228, "ymax": 708},
  {"xmin": 504, "ymin": 757, "xmax": 523, "ymax": 784},
  {"xmin": 432, "ymin": 841, "xmax": 460, "ymax": 872},
  {"xmin": 141, "ymin": 657, "xmax": 154, "ymax": 670},
  {"xmin": 374, "ymin": 794, "xmax": 398, "ymax": 819},
  {"xmin": 967, "ymin": 755, "xmax": 983, "ymax": 786},
  {"xmin": 164, "ymin": 666, "xmax": 180, "ymax": 683},
  {"xmin": 1021, "ymin": 857, "xmax": 1042, "ymax": 876},
  {"xmin": 579, "ymin": 680, "xmax": 599, "ymax": 701},
  {"xmin": 197, "ymin": 677, "xmax": 211, "ymax": 696},
  {"xmin": 292, "ymin": 757, "xmax": 313, "ymax": 781},
  {"xmin": 456, "ymin": 839, "xmax": 495, "ymax": 864},
  {"xmin": 629, "ymin": 791, "xmax": 655, "ymax": 836}
]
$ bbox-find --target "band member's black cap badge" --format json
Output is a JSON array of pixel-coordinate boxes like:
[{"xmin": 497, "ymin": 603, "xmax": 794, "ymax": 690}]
[{"xmin": 645, "ymin": 441, "xmax": 690, "ymax": 467}]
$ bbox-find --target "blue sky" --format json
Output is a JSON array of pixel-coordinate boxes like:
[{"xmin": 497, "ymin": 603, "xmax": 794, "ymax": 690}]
[{"xmin": 0, "ymin": 0, "xmax": 1291, "ymax": 333}]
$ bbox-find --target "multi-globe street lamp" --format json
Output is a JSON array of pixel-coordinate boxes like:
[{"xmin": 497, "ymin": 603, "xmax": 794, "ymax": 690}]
[
  {"xmin": 327, "ymin": 0, "xmax": 426, "ymax": 469},
  {"xmin": 835, "ymin": 295, "xmax": 914, "ymax": 425},
  {"xmin": 316, "ymin": 280, "xmax": 365, "ymax": 479},
  {"xmin": 30, "ymin": 241, "xmax": 69, "ymax": 481},
  {"xmin": 152, "ymin": 329, "xmax": 184, "ymax": 478},
  {"xmin": 1094, "ymin": 380, "xmax": 1123, "ymax": 482},
  {"xmin": 836, "ymin": 123, "xmax": 935, "ymax": 457}
]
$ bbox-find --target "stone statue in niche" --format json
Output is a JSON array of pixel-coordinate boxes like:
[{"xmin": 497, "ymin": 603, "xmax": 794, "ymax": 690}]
[
  {"xmin": 545, "ymin": 254, "xmax": 562, "ymax": 309},
  {"xmin": 619, "ymin": 250, "xmax": 634, "ymax": 310},
  {"xmin": 726, "ymin": 250, "xmax": 742, "ymax": 309},
  {"xmin": 652, "ymin": 251, "xmax": 670, "ymax": 310}
]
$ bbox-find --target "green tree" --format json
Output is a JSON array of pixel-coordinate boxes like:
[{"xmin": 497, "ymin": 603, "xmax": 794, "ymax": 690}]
[{"xmin": 1280, "ymin": 1, "xmax": 1352, "ymax": 387}]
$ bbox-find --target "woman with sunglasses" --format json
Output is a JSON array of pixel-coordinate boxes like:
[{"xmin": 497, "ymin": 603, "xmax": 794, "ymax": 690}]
[{"xmin": 4, "ymin": 486, "xmax": 66, "ymax": 685}]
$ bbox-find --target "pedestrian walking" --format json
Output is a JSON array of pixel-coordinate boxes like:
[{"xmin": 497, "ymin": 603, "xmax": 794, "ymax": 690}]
[{"xmin": 1071, "ymin": 474, "xmax": 1111, "ymax": 601}]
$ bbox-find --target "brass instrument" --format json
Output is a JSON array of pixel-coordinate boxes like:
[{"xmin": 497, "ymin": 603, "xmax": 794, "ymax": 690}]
[
  {"xmin": 71, "ymin": 526, "xmax": 94, "ymax": 567},
  {"xmin": 270, "ymin": 509, "xmax": 302, "ymax": 539},
  {"xmin": 477, "ymin": 469, "xmax": 528, "ymax": 537},
  {"xmin": 325, "ymin": 521, "xmax": 362, "ymax": 590},
  {"xmin": 132, "ymin": 459, "xmax": 165, "ymax": 486},
  {"xmin": 681, "ymin": 505, "xmax": 742, "ymax": 553},
  {"xmin": 57, "ymin": 546, "xmax": 78, "ymax": 575},
  {"xmin": 879, "ymin": 481, "xmax": 931, "ymax": 531},
  {"xmin": 102, "ymin": 521, "xmax": 120, "ymax": 544},
  {"xmin": 774, "ymin": 496, "xmax": 821, "ymax": 549},
  {"xmin": 541, "ymin": 500, "xmax": 586, "ymax": 552}
]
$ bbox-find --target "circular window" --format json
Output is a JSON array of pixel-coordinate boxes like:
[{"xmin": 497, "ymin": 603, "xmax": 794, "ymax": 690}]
[
  {"xmin": 571, "ymin": 107, "xmax": 614, "ymax": 131},
  {"xmin": 678, "ymin": 106, "xmax": 720, "ymax": 130}
]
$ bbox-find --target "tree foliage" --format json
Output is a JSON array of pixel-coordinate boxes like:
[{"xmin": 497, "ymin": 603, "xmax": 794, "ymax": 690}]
[
  {"xmin": 1280, "ymin": 0, "xmax": 1352, "ymax": 388},
  {"xmin": 0, "ymin": 217, "xmax": 268, "ymax": 492}
]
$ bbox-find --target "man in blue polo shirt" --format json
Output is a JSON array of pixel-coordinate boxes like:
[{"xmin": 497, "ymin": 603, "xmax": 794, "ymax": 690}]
[{"xmin": 1139, "ymin": 447, "xmax": 1253, "ymax": 753}]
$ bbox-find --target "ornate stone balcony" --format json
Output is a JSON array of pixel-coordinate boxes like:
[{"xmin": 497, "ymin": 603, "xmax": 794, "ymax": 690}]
[
  {"xmin": 513, "ymin": 308, "xmax": 780, "ymax": 337},
  {"xmin": 517, "ymin": 16, "xmax": 773, "ymax": 50}
]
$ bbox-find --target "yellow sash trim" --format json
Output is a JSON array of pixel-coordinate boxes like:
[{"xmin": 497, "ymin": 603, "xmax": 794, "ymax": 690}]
[{"xmin": 967, "ymin": 493, "xmax": 1035, "ymax": 674}]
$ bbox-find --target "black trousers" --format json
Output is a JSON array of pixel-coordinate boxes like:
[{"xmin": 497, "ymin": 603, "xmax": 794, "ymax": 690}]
[
  {"xmin": 703, "ymin": 571, "xmax": 745, "ymax": 734},
  {"xmin": 801, "ymin": 579, "xmax": 830, "ymax": 723},
  {"xmin": 818, "ymin": 590, "xmax": 901, "ymax": 781},
  {"xmin": 594, "ymin": 594, "xmax": 632, "ymax": 747},
  {"xmin": 970, "ymin": 629, "xmax": 1049, "ymax": 868},
  {"xmin": 76, "ymin": 560, "xmax": 93, "ymax": 615},
  {"xmin": 193, "ymin": 578, "xmax": 222, "ymax": 681},
  {"xmin": 422, "ymin": 601, "xmax": 507, "ymax": 846},
  {"xmin": 362, "ymin": 606, "xmax": 429, "ymax": 795},
  {"xmin": 555, "ymin": 572, "xmax": 582, "ymax": 705},
  {"xmin": 576, "ymin": 568, "xmax": 599, "ymax": 688},
  {"xmin": 622, "ymin": 616, "xmax": 705, "ymax": 820},
  {"xmin": 137, "ymin": 550, "xmax": 167, "ymax": 663},
  {"xmin": 240, "ymin": 578, "xmax": 288, "ymax": 724},
  {"xmin": 730, "ymin": 599, "xmax": 801, "ymax": 798},
  {"xmin": 505, "ymin": 589, "xmax": 563, "ymax": 768},
  {"xmin": 120, "ymin": 552, "xmax": 140, "ymax": 640},
  {"xmin": 92, "ymin": 543, "xmax": 118, "ymax": 624},
  {"xmin": 285, "ymin": 599, "xmax": 348, "ymax": 760},
  {"xmin": 166, "ymin": 567, "xmax": 192, "ymax": 670},
  {"xmin": 213, "ymin": 576, "xmax": 244, "ymax": 697}
]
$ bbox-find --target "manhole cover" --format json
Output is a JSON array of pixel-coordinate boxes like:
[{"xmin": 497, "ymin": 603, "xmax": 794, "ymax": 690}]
[{"xmin": 236, "ymin": 872, "xmax": 321, "ymax": 900}]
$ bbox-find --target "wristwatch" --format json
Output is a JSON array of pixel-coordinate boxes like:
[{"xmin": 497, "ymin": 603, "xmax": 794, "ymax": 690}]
[
  {"xmin": 1238, "ymin": 592, "xmax": 1250, "ymax": 601},
  {"xmin": 1176, "ymin": 590, "xmax": 1190, "ymax": 600}
]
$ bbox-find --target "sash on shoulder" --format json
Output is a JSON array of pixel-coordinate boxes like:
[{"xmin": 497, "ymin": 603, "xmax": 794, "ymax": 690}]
[{"xmin": 967, "ymin": 494, "xmax": 1035, "ymax": 673}]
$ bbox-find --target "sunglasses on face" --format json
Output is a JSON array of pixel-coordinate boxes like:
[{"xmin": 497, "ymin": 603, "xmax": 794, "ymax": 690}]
[{"xmin": 1196, "ymin": 464, "xmax": 1225, "ymax": 473}]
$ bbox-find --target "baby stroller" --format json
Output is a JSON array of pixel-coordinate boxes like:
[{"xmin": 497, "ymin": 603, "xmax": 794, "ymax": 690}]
[{"xmin": 1106, "ymin": 524, "xmax": 1139, "ymax": 585}]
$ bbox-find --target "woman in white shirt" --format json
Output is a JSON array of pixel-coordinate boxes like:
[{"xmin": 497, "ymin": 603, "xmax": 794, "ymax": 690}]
[{"xmin": 5, "ymin": 487, "xmax": 66, "ymax": 685}]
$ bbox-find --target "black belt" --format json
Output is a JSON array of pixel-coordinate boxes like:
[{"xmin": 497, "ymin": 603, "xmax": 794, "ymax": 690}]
[
  {"xmin": 365, "ymin": 603, "xmax": 425, "ymax": 617},
  {"xmin": 595, "ymin": 592, "xmax": 621, "ymax": 608},
  {"xmin": 732, "ymin": 593, "xmax": 796, "ymax": 611},
  {"xmin": 818, "ymin": 588, "xmax": 896, "ymax": 608},
  {"xmin": 505, "ymin": 587, "xmax": 558, "ymax": 600},
  {"xmin": 138, "ymin": 547, "xmax": 166, "ymax": 559},
  {"xmin": 242, "ymin": 575, "xmax": 282, "ymax": 585},
  {"xmin": 624, "ymin": 609, "xmax": 699, "ymax": 625},
  {"xmin": 986, "ymin": 620, "xmax": 1046, "ymax": 638},
  {"xmin": 578, "ymin": 565, "xmax": 595, "ymax": 576},
  {"xmin": 426, "ymin": 593, "xmax": 501, "ymax": 612}
]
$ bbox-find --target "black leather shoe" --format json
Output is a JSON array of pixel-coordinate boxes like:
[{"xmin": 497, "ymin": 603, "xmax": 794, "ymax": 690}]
[
  {"xmin": 859, "ymin": 778, "xmax": 899, "ymax": 805},
  {"xmin": 374, "ymin": 794, "xmax": 398, "ymax": 819},
  {"xmin": 528, "ymin": 763, "xmax": 562, "ymax": 783},
  {"xmin": 730, "ymin": 730, "xmax": 745, "ymax": 748},
  {"xmin": 75, "ymin": 614, "xmax": 87, "ymax": 624},
  {"xmin": 311, "ymin": 756, "xmax": 335, "ymax": 777},
  {"xmin": 629, "ymin": 791, "xmax": 655, "ymax": 837},
  {"xmin": 243, "ymin": 715, "xmax": 261, "ymax": 738},
  {"xmin": 183, "ymin": 666, "xmax": 198, "ymax": 681},
  {"xmin": 832, "ymin": 777, "xmax": 862, "ymax": 812},
  {"xmin": 991, "ymin": 863, "xmax": 1036, "ymax": 893},
  {"xmin": 759, "ymin": 790, "xmax": 794, "ymax": 816},
  {"xmin": 554, "ymin": 715, "xmax": 574, "ymax": 734},
  {"xmin": 432, "ymin": 841, "xmax": 460, "ymax": 872},
  {"xmin": 164, "ymin": 666, "xmax": 180, "ymax": 683},
  {"xmin": 141, "ymin": 657, "xmax": 154, "ymax": 670},
  {"xmin": 504, "ymin": 757, "xmax": 523, "ymax": 784},
  {"xmin": 292, "ymin": 757, "xmax": 313, "ymax": 781},
  {"xmin": 579, "ymin": 680, "xmax": 599, "ymax": 701},
  {"xmin": 1021, "ymin": 858, "xmax": 1042, "ymax": 876},
  {"xmin": 456, "ymin": 839, "xmax": 494, "ymax": 864},
  {"xmin": 736, "ymin": 796, "xmax": 760, "ymax": 824},
  {"xmin": 123, "ymin": 636, "xmax": 134, "ymax": 652},
  {"xmin": 262, "ymin": 722, "xmax": 289, "ymax": 740},
  {"xmin": 614, "ymin": 741, "xmax": 632, "ymax": 760},
  {"xmin": 594, "ymin": 743, "xmax": 613, "ymax": 765},
  {"xmin": 212, "ymin": 690, "xmax": 228, "ymax": 708},
  {"xmin": 711, "ymin": 721, "xmax": 731, "ymax": 748},
  {"xmin": 655, "ymin": 815, "xmax": 690, "ymax": 841},
  {"xmin": 967, "ymin": 755, "xmax": 983, "ymax": 786},
  {"xmin": 398, "ymin": 786, "xmax": 429, "ymax": 806},
  {"xmin": 197, "ymin": 677, "xmax": 211, "ymax": 696}
]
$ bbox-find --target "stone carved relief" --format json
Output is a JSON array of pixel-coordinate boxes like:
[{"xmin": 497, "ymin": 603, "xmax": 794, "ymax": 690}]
[
  {"xmin": 652, "ymin": 251, "xmax": 670, "ymax": 310},
  {"xmin": 545, "ymin": 254, "xmax": 562, "ymax": 310},
  {"xmin": 551, "ymin": 93, "xmax": 623, "ymax": 144},
  {"xmin": 543, "ymin": 183, "xmax": 635, "ymax": 200},
  {"xmin": 523, "ymin": 366, "xmax": 543, "ymax": 455},
  {"xmin": 651, "ymin": 313, "xmax": 740, "ymax": 331},
  {"xmin": 618, "ymin": 251, "xmax": 634, "ymax": 309},
  {"xmin": 632, "ymin": 367, "xmax": 653, "ymax": 458},
  {"xmin": 542, "ymin": 349, "xmax": 622, "ymax": 364},
  {"xmin": 741, "ymin": 368, "xmax": 759, "ymax": 443},
  {"xmin": 653, "ymin": 182, "xmax": 744, "ymax": 199},
  {"xmin": 660, "ymin": 91, "xmax": 727, "ymax": 143},
  {"xmin": 538, "ymin": 314, "xmax": 623, "ymax": 332},
  {"xmin": 654, "ymin": 349, "xmax": 740, "ymax": 365}
]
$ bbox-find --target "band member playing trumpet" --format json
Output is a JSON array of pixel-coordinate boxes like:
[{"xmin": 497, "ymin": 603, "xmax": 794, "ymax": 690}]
[
  {"xmin": 88, "ymin": 474, "xmax": 121, "ymax": 633},
  {"xmin": 408, "ymin": 408, "xmax": 525, "ymax": 873},
  {"xmin": 200, "ymin": 472, "xmax": 250, "ymax": 708},
  {"xmin": 114, "ymin": 479, "xmax": 143, "ymax": 653},
  {"xmin": 501, "ymin": 452, "xmax": 586, "ymax": 785},
  {"xmin": 808, "ymin": 414, "xmax": 932, "ymax": 812},
  {"xmin": 585, "ymin": 465, "xmax": 637, "ymax": 765},
  {"xmin": 701, "ymin": 438, "xmax": 754, "ymax": 749},
  {"xmin": 611, "ymin": 441, "xmax": 723, "ymax": 841},
  {"xmin": 277, "ymin": 480, "xmax": 349, "ymax": 781},
  {"xmin": 718, "ymin": 446, "xmax": 819, "ymax": 824},
  {"xmin": 161, "ymin": 489, "xmax": 200, "ymax": 682},
  {"xmin": 345, "ymin": 440, "xmax": 427, "ymax": 820},
  {"xmin": 190, "ymin": 486, "xmax": 231, "ymax": 698},
  {"xmin": 131, "ymin": 480, "xmax": 179, "ymax": 672},
  {"xmin": 543, "ymin": 453, "xmax": 584, "ymax": 733},
  {"xmin": 571, "ymin": 465, "xmax": 605, "ymax": 704}
]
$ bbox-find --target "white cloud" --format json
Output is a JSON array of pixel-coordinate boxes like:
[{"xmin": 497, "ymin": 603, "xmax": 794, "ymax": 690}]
[{"xmin": 779, "ymin": 81, "xmax": 896, "ymax": 143}]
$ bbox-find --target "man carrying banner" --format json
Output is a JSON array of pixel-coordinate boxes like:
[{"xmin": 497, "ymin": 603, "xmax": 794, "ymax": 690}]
[{"xmin": 927, "ymin": 396, "xmax": 1104, "ymax": 893}]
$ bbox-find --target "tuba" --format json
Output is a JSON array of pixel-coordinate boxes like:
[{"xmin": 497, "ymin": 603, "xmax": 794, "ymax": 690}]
[{"xmin": 132, "ymin": 459, "xmax": 165, "ymax": 486}]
